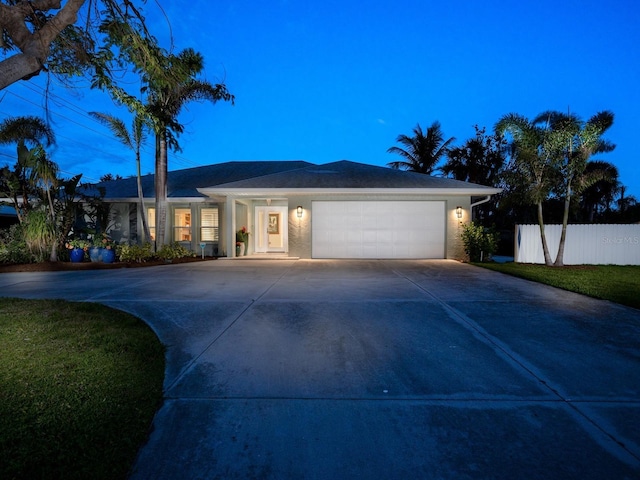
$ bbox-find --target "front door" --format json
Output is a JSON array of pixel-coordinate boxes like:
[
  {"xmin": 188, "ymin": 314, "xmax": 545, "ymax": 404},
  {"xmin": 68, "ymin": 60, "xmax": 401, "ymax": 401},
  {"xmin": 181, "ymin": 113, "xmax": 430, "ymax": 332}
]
[{"xmin": 254, "ymin": 206, "xmax": 288, "ymax": 253}]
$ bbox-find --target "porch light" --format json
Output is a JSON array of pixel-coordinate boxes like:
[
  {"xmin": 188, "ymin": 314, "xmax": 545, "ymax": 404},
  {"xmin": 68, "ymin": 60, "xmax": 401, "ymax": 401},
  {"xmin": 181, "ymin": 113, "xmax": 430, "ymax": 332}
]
[
  {"xmin": 296, "ymin": 205, "xmax": 303, "ymax": 218},
  {"xmin": 456, "ymin": 206, "xmax": 463, "ymax": 219}
]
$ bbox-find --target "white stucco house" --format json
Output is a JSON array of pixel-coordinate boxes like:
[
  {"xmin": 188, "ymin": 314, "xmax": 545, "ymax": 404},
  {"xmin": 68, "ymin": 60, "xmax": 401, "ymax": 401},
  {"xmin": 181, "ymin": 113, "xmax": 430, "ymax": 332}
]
[{"xmin": 92, "ymin": 160, "xmax": 501, "ymax": 259}]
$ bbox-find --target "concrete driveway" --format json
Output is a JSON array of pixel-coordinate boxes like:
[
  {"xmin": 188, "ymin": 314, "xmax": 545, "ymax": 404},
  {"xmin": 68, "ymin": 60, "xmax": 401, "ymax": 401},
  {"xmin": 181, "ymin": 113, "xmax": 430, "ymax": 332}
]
[{"xmin": 1, "ymin": 259, "xmax": 639, "ymax": 479}]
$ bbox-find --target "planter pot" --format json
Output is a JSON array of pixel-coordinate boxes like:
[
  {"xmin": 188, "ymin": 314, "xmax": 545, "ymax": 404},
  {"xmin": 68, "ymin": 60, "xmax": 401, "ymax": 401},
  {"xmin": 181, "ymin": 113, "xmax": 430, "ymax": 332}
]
[
  {"xmin": 69, "ymin": 248, "xmax": 85, "ymax": 263},
  {"xmin": 89, "ymin": 246, "xmax": 102, "ymax": 262},
  {"xmin": 102, "ymin": 248, "xmax": 115, "ymax": 264},
  {"xmin": 236, "ymin": 242, "xmax": 245, "ymax": 256}
]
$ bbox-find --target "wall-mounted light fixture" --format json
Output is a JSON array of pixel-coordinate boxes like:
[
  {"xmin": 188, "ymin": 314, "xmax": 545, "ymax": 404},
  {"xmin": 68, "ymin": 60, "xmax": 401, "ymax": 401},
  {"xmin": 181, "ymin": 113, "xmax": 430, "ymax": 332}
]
[
  {"xmin": 296, "ymin": 205, "xmax": 303, "ymax": 218},
  {"xmin": 456, "ymin": 206, "xmax": 463, "ymax": 219}
]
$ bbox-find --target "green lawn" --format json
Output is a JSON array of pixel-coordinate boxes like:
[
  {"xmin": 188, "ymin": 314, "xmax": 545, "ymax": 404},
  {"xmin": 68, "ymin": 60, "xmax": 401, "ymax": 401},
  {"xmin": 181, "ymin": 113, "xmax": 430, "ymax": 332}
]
[
  {"xmin": 475, "ymin": 263, "xmax": 640, "ymax": 310},
  {"xmin": 0, "ymin": 298, "xmax": 165, "ymax": 480}
]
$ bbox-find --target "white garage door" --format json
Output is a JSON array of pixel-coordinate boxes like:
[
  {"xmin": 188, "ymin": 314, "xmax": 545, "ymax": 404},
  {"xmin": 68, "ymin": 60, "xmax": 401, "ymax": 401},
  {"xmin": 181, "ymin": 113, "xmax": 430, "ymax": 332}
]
[{"xmin": 312, "ymin": 201, "xmax": 445, "ymax": 259}]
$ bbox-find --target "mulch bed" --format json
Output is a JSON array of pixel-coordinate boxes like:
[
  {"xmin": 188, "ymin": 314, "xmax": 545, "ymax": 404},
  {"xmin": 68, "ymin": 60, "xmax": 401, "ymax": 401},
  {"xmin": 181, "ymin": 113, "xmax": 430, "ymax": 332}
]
[{"xmin": 0, "ymin": 256, "xmax": 218, "ymax": 273}]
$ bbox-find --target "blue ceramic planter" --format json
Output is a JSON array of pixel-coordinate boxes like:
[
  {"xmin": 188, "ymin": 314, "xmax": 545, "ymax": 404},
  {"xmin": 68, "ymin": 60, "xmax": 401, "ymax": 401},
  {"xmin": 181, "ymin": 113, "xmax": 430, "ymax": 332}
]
[
  {"xmin": 89, "ymin": 246, "xmax": 102, "ymax": 262},
  {"xmin": 102, "ymin": 248, "xmax": 115, "ymax": 263},
  {"xmin": 69, "ymin": 248, "xmax": 85, "ymax": 263}
]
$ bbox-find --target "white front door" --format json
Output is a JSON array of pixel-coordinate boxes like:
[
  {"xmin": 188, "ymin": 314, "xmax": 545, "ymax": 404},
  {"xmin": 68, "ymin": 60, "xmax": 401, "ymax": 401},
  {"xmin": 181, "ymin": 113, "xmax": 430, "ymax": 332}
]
[{"xmin": 254, "ymin": 206, "xmax": 288, "ymax": 253}]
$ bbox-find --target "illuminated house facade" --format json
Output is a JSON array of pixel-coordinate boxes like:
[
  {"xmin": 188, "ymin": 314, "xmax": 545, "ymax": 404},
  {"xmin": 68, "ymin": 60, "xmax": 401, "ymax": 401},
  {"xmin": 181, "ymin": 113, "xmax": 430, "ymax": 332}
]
[{"xmin": 94, "ymin": 160, "xmax": 500, "ymax": 259}]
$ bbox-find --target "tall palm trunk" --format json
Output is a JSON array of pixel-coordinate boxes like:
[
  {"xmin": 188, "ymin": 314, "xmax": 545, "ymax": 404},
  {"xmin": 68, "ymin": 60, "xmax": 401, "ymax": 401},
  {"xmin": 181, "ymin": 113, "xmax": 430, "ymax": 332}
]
[
  {"xmin": 154, "ymin": 131, "xmax": 168, "ymax": 249},
  {"xmin": 136, "ymin": 149, "xmax": 151, "ymax": 242},
  {"xmin": 537, "ymin": 201, "xmax": 553, "ymax": 266},
  {"xmin": 553, "ymin": 182, "xmax": 572, "ymax": 267},
  {"xmin": 89, "ymin": 112, "xmax": 151, "ymax": 244}
]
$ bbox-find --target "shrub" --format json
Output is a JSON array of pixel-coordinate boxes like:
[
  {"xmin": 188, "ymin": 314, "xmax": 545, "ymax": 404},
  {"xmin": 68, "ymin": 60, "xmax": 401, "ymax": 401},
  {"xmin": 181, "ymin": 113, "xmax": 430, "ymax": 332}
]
[
  {"xmin": 22, "ymin": 209, "xmax": 55, "ymax": 262},
  {"xmin": 156, "ymin": 242, "xmax": 195, "ymax": 261},
  {"xmin": 0, "ymin": 224, "xmax": 33, "ymax": 264},
  {"xmin": 116, "ymin": 242, "xmax": 154, "ymax": 263},
  {"xmin": 460, "ymin": 222, "xmax": 499, "ymax": 262}
]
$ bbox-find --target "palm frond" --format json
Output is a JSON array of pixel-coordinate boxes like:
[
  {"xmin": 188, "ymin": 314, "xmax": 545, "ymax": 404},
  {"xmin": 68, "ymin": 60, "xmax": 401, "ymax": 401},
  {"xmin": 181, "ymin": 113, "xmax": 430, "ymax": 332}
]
[
  {"xmin": 387, "ymin": 121, "xmax": 454, "ymax": 174},
  {"xmin": 0, "ymin": 116, "xmax": 55, "ymax": 147},
  {"xmin": 89, "ymin": 112, "xmax": 134, "ymax": 150}
]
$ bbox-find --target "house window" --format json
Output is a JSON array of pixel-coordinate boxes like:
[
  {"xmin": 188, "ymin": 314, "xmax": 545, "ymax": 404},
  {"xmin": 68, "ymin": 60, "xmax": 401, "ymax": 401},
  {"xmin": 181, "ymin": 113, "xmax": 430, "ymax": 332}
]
[
  {"xmin": 200, "ymin": 207, "xmax": 219, "ymax": 241},
  {"xmin": 147, "ymin": 207, "xmax": 156, "ymax": 241},
  {"xmin": 174, "ymin": 208, "xmax": 191, "ymax": 241}
]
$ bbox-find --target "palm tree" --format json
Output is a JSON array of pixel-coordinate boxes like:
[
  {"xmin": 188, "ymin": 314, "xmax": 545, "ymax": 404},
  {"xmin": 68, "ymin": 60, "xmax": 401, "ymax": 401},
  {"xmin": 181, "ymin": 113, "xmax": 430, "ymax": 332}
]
[
  {"xmin": 90, "ymin": 112, "xmax": 152, "ymax": 242},
  {"xmin": 497, "ymin": 111, "xmax": 615, "ymax": 267},
  {"xmin": 93, "ymin": 17, "xmax": 234, "ymax": 248},
  {"xmin": 0, "ymin": 116, "xmax": 55, "ymax": 222},
  {"xmin": 579, "ymin": 161, "xmax": 619, "ymax": 222},
  {"xmin": 616, "ymin": 186, "xmax": 638, "ymax": 216},
  {"xmin": 0, "ymin": 116, "xmax": 65, "ymax": 260},
  {"xmin": 534, "ymin": 110, "xmax": 615, "ymax": 266},
  {"xmin": 442, "ymin": 126, "xmax": 506, "ymax": 184},
  {"xmin": 496, "ymin": 113, "xmax": 556, "ymax": 266},
  {"xmin": 387, "ymin": 121, "xmax": 455, "ymax": 175},
  {"xmin": 143, "ymin": 48, "xmax": 234, "ymax": 247}
]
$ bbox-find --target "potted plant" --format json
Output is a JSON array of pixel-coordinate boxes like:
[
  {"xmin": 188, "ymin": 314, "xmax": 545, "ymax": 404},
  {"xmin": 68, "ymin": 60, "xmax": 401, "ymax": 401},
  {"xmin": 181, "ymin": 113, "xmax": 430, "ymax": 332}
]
[
  {"xmin": 236, "ymin": 227, "xmax": 250, "ymax": 256},
  {"xmin": 90, "ymin": 233, "xmax": 116, "ymax": 263},
  {"xmin": 65, "ymin": 239, "xmax": 89, "ymax": 263}
]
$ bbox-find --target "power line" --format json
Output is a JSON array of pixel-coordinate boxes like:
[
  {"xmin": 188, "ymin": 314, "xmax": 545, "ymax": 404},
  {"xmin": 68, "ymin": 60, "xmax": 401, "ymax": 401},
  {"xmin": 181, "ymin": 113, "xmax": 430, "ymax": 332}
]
[
  {"xmin": 2, "ymin": 84, "xmax": 209, "ymax": 173},
  {"xmin": 7, "ymin": 90, "xmax": 116, "ymax": 139},
  {"xmin": 8, "ymin": 85, "xmax": 203, "ymax": 169},
  {"xmin": 19, "ymin": 82, "xmax": 107, "ymax": 125}
]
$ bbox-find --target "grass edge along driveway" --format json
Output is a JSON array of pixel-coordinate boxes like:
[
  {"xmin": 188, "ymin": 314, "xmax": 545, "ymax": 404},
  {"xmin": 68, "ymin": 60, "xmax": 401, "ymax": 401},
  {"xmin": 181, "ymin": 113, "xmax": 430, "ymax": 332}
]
[
  {"xmin": 475, "ymin": 263, "xmax": 640, "ymax": 310},
  {"xmin": 0, "ymin": 298, "xmax": 165, "ymax": 480}
]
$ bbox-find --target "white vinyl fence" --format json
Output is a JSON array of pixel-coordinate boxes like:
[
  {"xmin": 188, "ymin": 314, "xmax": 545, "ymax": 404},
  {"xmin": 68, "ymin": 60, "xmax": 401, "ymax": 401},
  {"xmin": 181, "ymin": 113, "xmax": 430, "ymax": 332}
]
[{"xmin": 515, "ymin": 224, "xmax": 640, "ymax": 265}]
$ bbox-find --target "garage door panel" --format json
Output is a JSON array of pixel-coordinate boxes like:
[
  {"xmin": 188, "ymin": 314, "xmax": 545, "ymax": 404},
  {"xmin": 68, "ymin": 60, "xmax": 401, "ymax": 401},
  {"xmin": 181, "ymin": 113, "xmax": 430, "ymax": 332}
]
[
  {"xmin": 362, "ymin": 230, "xmax": 377, "ymax": 243},
  {"xmin": 312, "ymin": 201, "xmax": 445, "ymax": 259},
  {"xmin": 347, "ymin": 230, "xmax": 362, "ymax": 244}
]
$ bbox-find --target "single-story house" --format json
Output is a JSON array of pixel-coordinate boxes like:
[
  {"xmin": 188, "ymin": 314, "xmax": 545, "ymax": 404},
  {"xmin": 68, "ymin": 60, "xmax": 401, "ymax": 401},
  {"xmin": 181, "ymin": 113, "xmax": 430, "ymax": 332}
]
[{"xmin": 92, "ymin": 160, "xmax": 501, "ymax": 259}]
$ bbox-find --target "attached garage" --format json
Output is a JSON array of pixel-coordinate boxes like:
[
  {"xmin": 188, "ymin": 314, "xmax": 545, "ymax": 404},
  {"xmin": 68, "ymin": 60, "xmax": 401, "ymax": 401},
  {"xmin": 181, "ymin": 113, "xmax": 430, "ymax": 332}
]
[
  {"xmin": 312, "ymin": 201, "xmax": 445, "ymax": 259},
  {"xmin": 196, "ymin": 160, "xmax": 501, "ymax": 260}
]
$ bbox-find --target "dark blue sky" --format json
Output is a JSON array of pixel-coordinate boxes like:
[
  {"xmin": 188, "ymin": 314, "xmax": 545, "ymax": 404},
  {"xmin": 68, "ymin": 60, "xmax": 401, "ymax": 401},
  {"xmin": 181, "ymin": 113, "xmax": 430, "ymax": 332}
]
[{"xmin": 1, "ymin": 0, "xmax": 638, "ymax": 199}]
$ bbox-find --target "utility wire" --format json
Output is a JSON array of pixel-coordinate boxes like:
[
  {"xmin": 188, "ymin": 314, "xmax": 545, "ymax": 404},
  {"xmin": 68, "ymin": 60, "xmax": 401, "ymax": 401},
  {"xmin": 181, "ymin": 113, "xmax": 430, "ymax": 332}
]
[
  {"xmin": 7, "ymin": 85, "xmax": 203, "ymax": 170},
  {"xmin": 2, "ymin": 84, "xmax": 209, "ymax": 173}
]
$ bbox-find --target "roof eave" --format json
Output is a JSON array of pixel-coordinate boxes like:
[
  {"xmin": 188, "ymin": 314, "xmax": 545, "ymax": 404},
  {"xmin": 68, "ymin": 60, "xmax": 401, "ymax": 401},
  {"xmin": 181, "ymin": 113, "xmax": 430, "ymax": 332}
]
[
  {"xmin": 98, "ymin": 196, "xmax": 216, "ymax": 203},
  {"xmin": 197, "ymin": 187, "xmax": 503, "ymax": 197}
]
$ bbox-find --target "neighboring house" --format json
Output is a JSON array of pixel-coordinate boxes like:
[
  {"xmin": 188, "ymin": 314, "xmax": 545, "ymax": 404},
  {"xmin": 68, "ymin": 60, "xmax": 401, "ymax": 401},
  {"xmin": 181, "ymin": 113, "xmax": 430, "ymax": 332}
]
[{"xmin": 92, "ymin": 160, "xmax": 501, "ymax": 259}]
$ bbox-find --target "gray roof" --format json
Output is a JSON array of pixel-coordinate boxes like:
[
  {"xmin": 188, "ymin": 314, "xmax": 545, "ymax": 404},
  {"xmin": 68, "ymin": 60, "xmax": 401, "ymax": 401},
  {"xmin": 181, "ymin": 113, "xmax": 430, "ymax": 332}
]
[
  {"xmin": 89, "ymin": 161, "xmax": 314, "ymax": 199},
  {"xmin": 90, "ymin": 160, "xmax": 500, "ymax": 200},
  {"xmin": 201, "ymin": 160, "xmax": 499, "ymax": 191}
]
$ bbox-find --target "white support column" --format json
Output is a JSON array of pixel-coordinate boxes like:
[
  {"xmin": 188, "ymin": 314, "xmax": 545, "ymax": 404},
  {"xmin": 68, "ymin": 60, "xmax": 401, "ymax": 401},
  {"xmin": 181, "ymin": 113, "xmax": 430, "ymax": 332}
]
[{"xmin": 225, "ymin": 197, "xmax": 236, "ymax": 257}]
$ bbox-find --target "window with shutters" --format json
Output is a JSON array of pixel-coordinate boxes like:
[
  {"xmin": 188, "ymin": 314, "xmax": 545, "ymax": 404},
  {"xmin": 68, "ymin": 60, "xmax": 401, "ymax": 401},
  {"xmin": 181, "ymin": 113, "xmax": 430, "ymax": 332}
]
[{"xmin": 200, "ymin": 208, "xmax": 219, "ymax": 241}]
